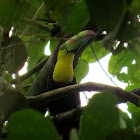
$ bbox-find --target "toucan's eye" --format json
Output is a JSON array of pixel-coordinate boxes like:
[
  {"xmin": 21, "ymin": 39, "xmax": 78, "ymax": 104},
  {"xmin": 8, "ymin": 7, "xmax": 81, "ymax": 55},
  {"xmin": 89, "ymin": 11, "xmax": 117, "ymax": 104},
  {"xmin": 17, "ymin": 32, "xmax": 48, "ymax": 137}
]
[{"xmin": 60, "ymin": 44, "xmax": 65, "ymax": 50}]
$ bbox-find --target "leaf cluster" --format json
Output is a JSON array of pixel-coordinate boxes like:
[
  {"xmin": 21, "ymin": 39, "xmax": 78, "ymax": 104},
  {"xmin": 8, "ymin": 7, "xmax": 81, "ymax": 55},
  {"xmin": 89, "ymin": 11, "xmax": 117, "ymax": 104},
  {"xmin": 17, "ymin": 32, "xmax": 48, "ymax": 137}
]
[
  {"xmin": 5, "ymin": 92, "xmax": 140, "ymax": 140},
  {"xmin": 0, "ymin": 0, "xmax": 140, "ymax": 139}
]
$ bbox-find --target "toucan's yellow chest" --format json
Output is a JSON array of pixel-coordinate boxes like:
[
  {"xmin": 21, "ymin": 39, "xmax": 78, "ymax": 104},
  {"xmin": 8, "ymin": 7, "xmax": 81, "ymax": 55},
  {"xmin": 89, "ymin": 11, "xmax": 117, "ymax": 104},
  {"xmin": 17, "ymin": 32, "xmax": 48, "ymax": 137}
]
[{"xmin": 53, "ymin": 50, "xmax": 75, "ymax": 83}]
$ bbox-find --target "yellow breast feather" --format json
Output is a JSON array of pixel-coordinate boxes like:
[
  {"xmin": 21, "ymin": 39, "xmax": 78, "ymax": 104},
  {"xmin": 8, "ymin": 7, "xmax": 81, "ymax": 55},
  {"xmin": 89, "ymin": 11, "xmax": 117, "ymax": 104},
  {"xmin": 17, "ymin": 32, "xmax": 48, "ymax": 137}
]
[{"xmin": 53, "ymin": 50, "xmax": 75, "ymax": 83}]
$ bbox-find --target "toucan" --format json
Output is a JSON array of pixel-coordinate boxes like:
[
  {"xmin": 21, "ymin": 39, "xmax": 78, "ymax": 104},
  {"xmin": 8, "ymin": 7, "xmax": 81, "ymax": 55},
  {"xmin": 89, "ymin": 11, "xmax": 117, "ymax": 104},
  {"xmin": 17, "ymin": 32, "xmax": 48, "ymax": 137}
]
[
  {"xmin": 28, "ymin": 30, "xmax": 96, "ymax": 140},
  {"xmin": 28, "ymin": 30, "xmax": 96, "ymax": 114},
  {"xmin": 47, "ymin": 30, "xmax": 96, "ymax": 116},
  {"xmin": 47, "ymin": 30, "xmax": 96, "ymax": 140}
]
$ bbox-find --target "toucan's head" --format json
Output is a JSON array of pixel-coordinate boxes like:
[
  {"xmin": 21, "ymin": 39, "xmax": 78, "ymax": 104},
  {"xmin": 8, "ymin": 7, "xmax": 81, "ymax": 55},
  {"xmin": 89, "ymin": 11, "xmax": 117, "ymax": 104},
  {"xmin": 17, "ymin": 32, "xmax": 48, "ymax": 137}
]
[
  {"xmin": 57, "ymin": 30, "xmax": 96, "ymax": 58},
  {"xmin": 53, "ymin": 30, "xmax": 96, "ymax": 83}
]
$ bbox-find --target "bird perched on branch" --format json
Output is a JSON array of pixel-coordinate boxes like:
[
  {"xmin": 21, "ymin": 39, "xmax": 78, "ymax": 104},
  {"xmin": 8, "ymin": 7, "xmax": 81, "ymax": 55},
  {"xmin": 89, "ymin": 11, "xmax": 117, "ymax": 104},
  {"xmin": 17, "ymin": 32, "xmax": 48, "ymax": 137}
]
[
  {"xmin": 48, "ymin": 30, "xmax": 96, "ymax": 140},
  {"xmin": 29, "ymin": 30, "xmax": 96, "ymax": 139},
  {"xmin": 29, "ymin": 30, "xmax": 96, "ymax": 114},
  {"xmin": 48, "ymin": 30, "xmax": 96, "ymax": 115}
]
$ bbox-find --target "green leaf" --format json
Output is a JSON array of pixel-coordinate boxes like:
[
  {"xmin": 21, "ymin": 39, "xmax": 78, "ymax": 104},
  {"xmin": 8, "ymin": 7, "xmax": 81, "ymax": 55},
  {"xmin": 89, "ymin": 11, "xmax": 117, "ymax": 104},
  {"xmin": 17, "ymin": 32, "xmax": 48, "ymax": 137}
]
[
  {"xmin": 103, "ymin": 27, "xmax": 120, "ymax": 52},
  {"xmin": 127, "ymin": 101, "xmax": 140, "ymax": 114},
  {"xmin": 106, "ymin": 129, "xmax": 140, "ymax": 140},
  {"xmin": 43, "ymin": 0, "xmax": 66, "ymax": 20},
  {"xmin": 5, "ymin": 72, "xmax": 13, "ymax": 83},
  {"xmin": 81, "ymin": 41, "xmax": 109, "ymax": 63},
  {"xmin": 50, "ymin": 38, "xmax": 59, "ymax": 53},
  {"xmin": 127, "ymin": 102, "xmax": 140, "ymax": 131},
  {"xmin": 79, "ymin": 92, "xmax": 120, "ymax": 140},
  {"xmin": 108, "ymin": 38, "xmax": 140, "ymax": 88},
  {"xmin": 117, "ymin": 73, "xmax": 129, "ymax": 83},
  {"xmin": 70, "ymin": 129, "xmax": 79, "ymax": 140},
  {"xmin": 119, "ymin": 109, "xmax": 133, "ymax": 130},
  {"xmin": 103, "ymin": 12, "xmax": 140, "ymax": 51},
  {"xmin": 44, "ymin": 0, "xmax": 89, "ymax": 33},
  {"xmin": 130, "ymin": 0, "xmax": 140, "ymax": 14},
  {"xmin": 116, "ymin": 14, "xmax": 140, "ymax": 42},
  {"xmin": 22, "ymin": 54, "xmax": 48, "ymax": 96},
  {"xmin": 0, "ymin": 0, "xmax": 29, "ymax": 27},
  {"xmin": 2, "ymin": 36, "xmax": 27, "ymax": 73},
  {"xmin": 28, "ymin": 0, "xmax": 44, "ymax": 10},
  {"xmin": 22, "ymin": 77, "xmax": 34, "ymax": 96},
  {"xmin": 74, "ymin": 58, "xmax": 89, "ymax": 83},
  {"xmin": 59, "ymin": 0, "xmax": 89, "ymax": 34},
  {"xmin": 86, "ymin": 0, "xmax": 126, "ymax": 31},
  {"xmin": 0, "ymin": 80, "xmax": 27, "ymax": 122},
  {"xmin": 125, "ymin": 83, "xmax": 140, "ymax": 91},
  {"xmin": 7, "ymin": 109, "xmax": 59, "ymax": 140},
  {"xmin": 108, "ymin": 49, "xmax": 134, "ymax": 76},
  {"xmin": 26, "ymin": 37, "xmax": 47, "ymax": 71}
]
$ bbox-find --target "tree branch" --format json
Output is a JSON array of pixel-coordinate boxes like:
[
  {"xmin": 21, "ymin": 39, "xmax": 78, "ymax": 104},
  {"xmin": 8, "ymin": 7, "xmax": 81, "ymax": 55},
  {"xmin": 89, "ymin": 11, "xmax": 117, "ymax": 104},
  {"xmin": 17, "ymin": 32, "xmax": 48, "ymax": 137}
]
[
  {"xmin": 49, "ymin": 107, "xmax": 84, "ymax": 134},
  {"xmin": 26, "ymin": 82, "xmax": 140, "ymax": 111},
  {"xmin": 50, "ymin": 107, "xmax": 84, "ymax": 123},
  {"xmin": 11, "ymin": 56, "xmax": 49, "ymax": 84},
  {"xmin": 23, "ymin": 17, "xmax": 51, "ymax": 32}
]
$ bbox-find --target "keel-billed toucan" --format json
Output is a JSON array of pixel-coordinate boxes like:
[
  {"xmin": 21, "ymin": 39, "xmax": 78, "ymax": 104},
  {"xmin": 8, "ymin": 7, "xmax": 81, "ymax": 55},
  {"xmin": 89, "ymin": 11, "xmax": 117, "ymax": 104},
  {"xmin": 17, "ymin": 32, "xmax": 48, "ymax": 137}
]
[
  {"xmin": 28, "ymin": 30, "xmax": 96, "ymax": 140},
  {"xmin": 28, "ymin": 30, "xmax": 96, "ymax": 115},
  {"xmin": 48, "ymin": 30, "xmax": 96, "ymax": 115}
]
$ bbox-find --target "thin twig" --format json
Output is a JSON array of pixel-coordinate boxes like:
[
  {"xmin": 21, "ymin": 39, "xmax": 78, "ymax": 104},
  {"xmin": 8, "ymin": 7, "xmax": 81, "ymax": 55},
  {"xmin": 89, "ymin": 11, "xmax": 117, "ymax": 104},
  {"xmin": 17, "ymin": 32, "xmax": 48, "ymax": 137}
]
[
  {"xmin": 23, "ymin": 17, "xmax": 51, "ymax": 32},
  {"xmin": 50, "ymin": 107, "xmax": 84, "ymax": 125},
  {"xmin": 1, "ymin": 38, "xmax": 42, "ymax": 50},
  {"xmin": 15, "ymin": 72, "xmax": 22, "ymax": 92},
  {"xmin": 90, "ymin": 45, "xmax": 118, "ymax": 87},
  {"xmin": 11, "ymin": 56, "xmax": 49, "ymax": 84}
]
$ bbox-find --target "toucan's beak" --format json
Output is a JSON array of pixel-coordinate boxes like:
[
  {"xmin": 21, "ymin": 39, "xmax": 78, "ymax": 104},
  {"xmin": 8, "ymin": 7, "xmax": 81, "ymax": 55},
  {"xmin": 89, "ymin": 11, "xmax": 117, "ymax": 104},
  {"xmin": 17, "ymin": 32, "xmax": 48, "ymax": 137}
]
[{"xmin": 66, "ymin": 30, "xmax": 96, "ymax": 53}]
